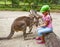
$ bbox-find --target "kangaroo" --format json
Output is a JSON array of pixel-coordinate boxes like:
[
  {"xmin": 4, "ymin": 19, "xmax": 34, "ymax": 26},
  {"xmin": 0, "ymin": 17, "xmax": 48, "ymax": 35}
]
[{"xmin": 0, "ymin": 10, "xmax": 42, "ymax": 40}]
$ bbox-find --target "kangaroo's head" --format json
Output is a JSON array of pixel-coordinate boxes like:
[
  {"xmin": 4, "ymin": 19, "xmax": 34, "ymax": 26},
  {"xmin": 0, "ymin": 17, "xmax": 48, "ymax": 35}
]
[{"xmin": 29, "ymin": 9, "xmax": 42, "ymax": 27}]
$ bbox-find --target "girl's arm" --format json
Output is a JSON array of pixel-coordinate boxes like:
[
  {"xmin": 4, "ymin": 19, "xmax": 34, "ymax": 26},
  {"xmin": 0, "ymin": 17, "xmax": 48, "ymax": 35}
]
[
  {"xmin": 40, "ymin": 15, "xmax": 52, "ymax": 27},
  {"xmin": 40, "ymin": 20, "xmax": 49, "ymax": 27}
]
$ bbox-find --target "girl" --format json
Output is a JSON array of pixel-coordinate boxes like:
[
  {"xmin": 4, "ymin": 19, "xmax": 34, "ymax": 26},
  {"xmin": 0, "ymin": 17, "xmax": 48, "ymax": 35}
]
[{"xmin": 36, "ymin": 5, "xmax": 53, "ymax": 44}]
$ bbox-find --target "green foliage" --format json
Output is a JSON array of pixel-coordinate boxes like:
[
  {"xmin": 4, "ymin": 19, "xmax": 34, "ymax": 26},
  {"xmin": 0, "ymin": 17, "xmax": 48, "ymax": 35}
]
[
  {"xmin": 12, "ymin": 0, "xmax": 19, "ymax": 7},
  {"xmin": 0, "ymin": 0, "xmax": 60, "ymax": 11}
]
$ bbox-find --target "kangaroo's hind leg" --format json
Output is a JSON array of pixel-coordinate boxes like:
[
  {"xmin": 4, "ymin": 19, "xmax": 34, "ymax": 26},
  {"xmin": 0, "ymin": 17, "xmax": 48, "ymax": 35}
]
[{"xmin": 22, "ymin": 24, "xmax": 27, "ymax": 40}]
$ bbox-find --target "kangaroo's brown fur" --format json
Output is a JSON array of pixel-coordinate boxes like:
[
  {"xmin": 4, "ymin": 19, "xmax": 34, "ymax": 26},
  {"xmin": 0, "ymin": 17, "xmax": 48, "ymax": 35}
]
[{"xmin": 0, "ymin": 10, "xmax": 42, "ymax": 40}]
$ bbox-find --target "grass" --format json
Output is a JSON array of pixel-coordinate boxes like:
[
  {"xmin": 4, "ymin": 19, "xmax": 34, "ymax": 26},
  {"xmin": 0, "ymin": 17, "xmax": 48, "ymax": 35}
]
[
  {"xmin": 0, "ymin": 7, "xmax": 60, "ymax": 12},
  {"xmin": 0, "ymin": 8, "xmax": 21, "ymax": 11}
]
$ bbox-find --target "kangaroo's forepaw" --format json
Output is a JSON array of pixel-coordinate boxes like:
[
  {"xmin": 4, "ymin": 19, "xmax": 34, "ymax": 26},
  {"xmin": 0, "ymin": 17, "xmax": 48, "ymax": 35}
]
[
  {"xmin": 27, "ymin": 32, "xmax": 33, "ymax": 35},
  {"xmin": 24, "ymin": 37, "xmax": 29, "ymax": 40},
  {"xmin": 29, "ymin": 32, "xmax": 33, "ymax": 34}
]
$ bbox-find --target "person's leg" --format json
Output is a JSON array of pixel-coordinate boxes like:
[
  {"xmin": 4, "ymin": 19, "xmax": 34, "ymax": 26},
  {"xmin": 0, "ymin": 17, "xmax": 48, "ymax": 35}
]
[
  {"xmin": 36, "ymin": 27, "xmax": 44, "ymax": 40},
  {"xmin": 38, "ymin": 27, "xmax": 53, "ymax": 36},
  {"xmin": 37, "ymin": 35, "xmax": 45, "ymax": 44},
  {"xmin": 37, "ymin": 27, "xmax": 53, "ymax": 44}
]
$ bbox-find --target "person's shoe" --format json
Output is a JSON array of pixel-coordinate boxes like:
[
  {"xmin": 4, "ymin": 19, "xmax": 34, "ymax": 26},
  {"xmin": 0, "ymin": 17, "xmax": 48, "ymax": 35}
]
[
  {"xmin": 37, "ymin": 41, "xmax": 45, "ymax": 44},
  {"xmin": 35, "ymin": 37, "xmax": 41, "ymax": 40}
]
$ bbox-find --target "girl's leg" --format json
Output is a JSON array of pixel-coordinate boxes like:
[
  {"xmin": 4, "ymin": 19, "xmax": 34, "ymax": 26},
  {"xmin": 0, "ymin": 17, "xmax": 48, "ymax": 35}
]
[
  {"xmin": 38, "ymin": 27, "xmax": 53, "ymax": 36},
  {"xmin": 41, "ymin": 35, "xmax": 45, "ymax": 42},
  {"xmin": 36, "ymin": 35, "xmax": 45, "ymax": 44},
  {"xmin": 36, "ymin": 27, "xmax": 53, "ymax": 44},
  {"xmin": 36, "ymin": 27, "xmax": 44, "ymax": 40}
]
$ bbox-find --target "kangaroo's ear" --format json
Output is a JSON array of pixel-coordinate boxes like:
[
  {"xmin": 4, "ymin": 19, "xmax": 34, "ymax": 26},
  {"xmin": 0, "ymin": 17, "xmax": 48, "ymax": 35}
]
[
  {"xmin": 30, "ymin": 9, "xmax": 37, "ymax": 14},
  {"xmin": 29, "ymin": 9, "xmax": 38, "ymax": 19},
  {"xmin": 30, "ymin": 9, "xmax": 33, "ymax": 14}
]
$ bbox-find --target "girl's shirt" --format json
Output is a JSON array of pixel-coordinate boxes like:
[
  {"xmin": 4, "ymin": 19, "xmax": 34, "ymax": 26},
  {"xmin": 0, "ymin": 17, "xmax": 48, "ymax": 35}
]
[{"xmin": 42, "ymin": 14, "xmax": 52, "ymax": 28}]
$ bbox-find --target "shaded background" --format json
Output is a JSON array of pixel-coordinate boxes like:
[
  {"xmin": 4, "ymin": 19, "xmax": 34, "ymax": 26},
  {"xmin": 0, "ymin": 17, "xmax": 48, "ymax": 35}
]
[{"xmin": 0, "ymin": 0, "xmax": 60, "ymax": 11}]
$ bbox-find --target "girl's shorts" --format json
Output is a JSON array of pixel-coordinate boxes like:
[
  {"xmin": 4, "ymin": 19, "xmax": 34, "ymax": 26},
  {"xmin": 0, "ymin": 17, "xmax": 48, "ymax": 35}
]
[{"xmin": 37, "ymin": 27, "xmax": 53, "ymax": 36}]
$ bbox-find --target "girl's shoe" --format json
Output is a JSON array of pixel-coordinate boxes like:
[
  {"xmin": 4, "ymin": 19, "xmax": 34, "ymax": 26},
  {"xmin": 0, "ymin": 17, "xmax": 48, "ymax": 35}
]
[
  {"xmin": 37, "ymin": 41, "xmax": 45, "ymax": 44},
  {"xmin": 35, "ymin": 37, "xmax": 41, "ymax": 40}
]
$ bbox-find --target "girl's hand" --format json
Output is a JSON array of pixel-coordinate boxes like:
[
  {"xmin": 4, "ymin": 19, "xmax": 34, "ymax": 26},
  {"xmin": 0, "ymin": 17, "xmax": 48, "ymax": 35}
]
[
  {"xmin": 40, "ymin": 20, "xmax": 49, "ymax": 27},
  {"xmin": 37, "ymin": 23, "xmax": 45, "ymax": 28}
]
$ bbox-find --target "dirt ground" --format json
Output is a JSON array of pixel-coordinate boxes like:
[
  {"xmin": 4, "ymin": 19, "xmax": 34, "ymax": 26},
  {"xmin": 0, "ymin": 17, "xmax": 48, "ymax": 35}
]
[{"xmin": 0, "ymin": 11, "xmax": 60, "ymax": 47}]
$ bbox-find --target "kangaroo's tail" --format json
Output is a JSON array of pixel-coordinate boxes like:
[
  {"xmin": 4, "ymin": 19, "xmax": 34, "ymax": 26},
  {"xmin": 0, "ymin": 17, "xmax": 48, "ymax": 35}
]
[{"xmin": 0, "ymin": 27, "xmax": 14, "ymax": 40}]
